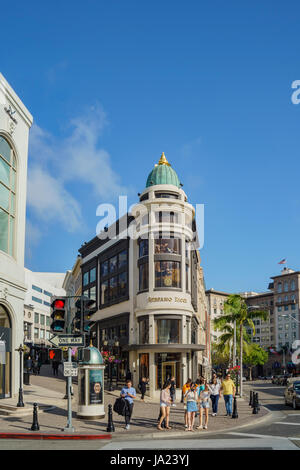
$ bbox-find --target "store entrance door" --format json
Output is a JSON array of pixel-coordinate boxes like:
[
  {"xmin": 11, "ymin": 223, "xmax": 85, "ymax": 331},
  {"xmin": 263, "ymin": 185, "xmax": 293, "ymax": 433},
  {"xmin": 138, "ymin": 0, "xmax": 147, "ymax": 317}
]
[{"xmin": 162, "ymin": 362, "xmax": 176, "ymax": 385}]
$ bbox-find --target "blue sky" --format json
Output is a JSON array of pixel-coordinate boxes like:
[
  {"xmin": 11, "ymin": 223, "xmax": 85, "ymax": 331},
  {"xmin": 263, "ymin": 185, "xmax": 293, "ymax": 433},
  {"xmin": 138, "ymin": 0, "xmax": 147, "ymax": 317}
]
[{"xmin": 2, "ymin": 0, "xmax": 300, "ymax": 293}]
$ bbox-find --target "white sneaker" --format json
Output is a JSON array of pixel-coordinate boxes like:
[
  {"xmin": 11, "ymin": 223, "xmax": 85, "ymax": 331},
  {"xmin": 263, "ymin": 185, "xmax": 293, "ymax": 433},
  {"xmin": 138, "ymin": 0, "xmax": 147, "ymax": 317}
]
[
  {"xmin": 125, "ymin": 424, "xmax": 130, "ymax": 430},
  {"xmin": 172, "ymin": 404, "xmax": 176, "ymax": 407},
  {"xmin": 203, "ymin": 425, "xmax": 208, "ymax": 429}
]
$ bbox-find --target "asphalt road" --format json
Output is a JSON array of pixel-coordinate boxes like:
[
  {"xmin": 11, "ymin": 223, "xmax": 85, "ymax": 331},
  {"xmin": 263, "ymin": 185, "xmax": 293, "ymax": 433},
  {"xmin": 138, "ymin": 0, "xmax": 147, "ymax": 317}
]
[{"xmin": 1, "ymin": 371, "xmax": 300, "ymax": 451}]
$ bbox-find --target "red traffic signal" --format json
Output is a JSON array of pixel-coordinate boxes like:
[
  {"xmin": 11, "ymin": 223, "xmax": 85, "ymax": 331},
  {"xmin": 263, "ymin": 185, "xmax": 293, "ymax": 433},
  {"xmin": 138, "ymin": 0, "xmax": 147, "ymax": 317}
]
[
  {"xmin": 49, "ymin": 348, "xmax": 62, "ymax": 362},
  {"xmin": 53, "ymin": 299, "xmax": 65, "ymax": 310},
  {"xmin": 50, "ymin": 297, "xmax": 67, "ymax": 333}
]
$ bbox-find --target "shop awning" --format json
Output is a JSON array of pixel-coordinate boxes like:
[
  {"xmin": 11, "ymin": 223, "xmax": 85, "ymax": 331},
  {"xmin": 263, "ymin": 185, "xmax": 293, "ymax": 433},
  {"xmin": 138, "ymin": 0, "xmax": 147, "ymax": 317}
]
[{"xmin": 122, "ymin": 343, "xmax": 205, "ymax": 352}]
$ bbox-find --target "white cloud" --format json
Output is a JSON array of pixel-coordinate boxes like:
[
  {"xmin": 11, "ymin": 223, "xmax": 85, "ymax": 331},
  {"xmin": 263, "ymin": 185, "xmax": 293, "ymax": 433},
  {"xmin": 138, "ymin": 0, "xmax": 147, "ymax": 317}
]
[{"xmin": 27, "ymin": 104, "xmax": 130, "ymax": 238}]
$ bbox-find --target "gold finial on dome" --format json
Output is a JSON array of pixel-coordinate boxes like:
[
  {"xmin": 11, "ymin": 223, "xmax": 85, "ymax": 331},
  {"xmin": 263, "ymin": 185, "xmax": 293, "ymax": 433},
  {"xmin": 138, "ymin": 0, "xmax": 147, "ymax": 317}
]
[{"xmin": 158, "ymin": 152, "xmax": 171, "ymax": 166}]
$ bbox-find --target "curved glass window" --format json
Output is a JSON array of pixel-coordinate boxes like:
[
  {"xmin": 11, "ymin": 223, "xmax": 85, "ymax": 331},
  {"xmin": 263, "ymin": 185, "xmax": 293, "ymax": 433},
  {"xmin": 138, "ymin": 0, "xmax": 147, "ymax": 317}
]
[
  {"xmin": 155, "ymin": 211, "xmax": 179, "ymax": 224},
  {"xmin": 139, "ymin": 239, "xmax": 148, "ymax": 257},
  {"xmin": 155, "ymin": 261, "xmax": 181, "ymax": 288},
  {"xmin": 155, "ymin": 192, "xmax": 179, "ymax": 199},
  {"xmin": 0, "ymin": 136, "xmax": 16, "ymax": 256},
  {"xmin": 156, "ymin": 319, "xmax": 180, "ymax": 343},
  {"xmin": 154, "ymin": 238, "xmax": 181, "ymax": 254}
]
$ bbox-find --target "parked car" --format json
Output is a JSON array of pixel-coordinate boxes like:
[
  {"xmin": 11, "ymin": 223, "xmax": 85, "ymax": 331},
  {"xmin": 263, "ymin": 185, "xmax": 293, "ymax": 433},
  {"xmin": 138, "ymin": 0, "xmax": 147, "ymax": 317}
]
[{"xmin": 284, "ymin": 381, "xmax": 300, "ymax": 409}]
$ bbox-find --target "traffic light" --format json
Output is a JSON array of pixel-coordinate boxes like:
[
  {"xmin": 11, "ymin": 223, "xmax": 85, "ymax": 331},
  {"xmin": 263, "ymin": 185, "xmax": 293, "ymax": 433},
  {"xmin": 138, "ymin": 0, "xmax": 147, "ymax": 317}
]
[
  {"xmin": 74, "ymin": 298, "xmax": 83, "ymax": 333},
  {"xmin": 49, "ymin": 348, "xmax": 63, "ymax": 362},
  {"xmin": 82, "ymin": 296, "xmax": 96, "ymax": 333},
  {"xmin": 50, "ymin": 297, "xmax": 67, "ymax": 333}
]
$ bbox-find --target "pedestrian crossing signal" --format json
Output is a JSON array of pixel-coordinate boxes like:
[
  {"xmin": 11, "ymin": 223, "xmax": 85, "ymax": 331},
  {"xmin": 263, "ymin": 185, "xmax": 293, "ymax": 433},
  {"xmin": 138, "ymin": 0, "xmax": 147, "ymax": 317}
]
[{"xmin": 49, "ymin": 348, "xmax": 62, "ymax": 362}]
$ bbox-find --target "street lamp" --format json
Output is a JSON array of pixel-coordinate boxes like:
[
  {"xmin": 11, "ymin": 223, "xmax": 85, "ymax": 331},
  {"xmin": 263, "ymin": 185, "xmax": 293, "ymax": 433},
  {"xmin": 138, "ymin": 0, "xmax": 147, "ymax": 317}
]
[{"xmin": 15, "ymin": 344, "xmax": 25, "ymax": 407}]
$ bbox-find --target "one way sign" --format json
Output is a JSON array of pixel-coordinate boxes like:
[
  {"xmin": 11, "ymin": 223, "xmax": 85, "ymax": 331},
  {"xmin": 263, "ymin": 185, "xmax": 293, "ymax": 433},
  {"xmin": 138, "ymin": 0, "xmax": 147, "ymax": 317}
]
[{"xmin": 49, "ymin": 335, "xmax": 84, "ymax": 347}]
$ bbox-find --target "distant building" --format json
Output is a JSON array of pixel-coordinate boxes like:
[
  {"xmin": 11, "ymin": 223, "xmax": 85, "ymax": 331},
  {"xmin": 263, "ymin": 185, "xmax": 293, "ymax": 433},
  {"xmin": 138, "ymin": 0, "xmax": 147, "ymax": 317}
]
[
  {"xmin": 208, "ymin": 266, "xmax": 300, "ymax": 375},
  {"xmin": 24, "ymin": 269, "xmax": 66, "ymax": 349}
]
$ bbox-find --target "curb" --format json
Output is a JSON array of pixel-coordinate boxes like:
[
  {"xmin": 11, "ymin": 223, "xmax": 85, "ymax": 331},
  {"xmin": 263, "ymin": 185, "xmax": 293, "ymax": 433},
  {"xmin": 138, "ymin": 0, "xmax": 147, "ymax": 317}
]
[
  {"xmin": 0, "ymin": 432, "xmax": 112, "ymax": 440},
  {"xmin": 109, "ymin": 407, "xmax": 272, "ymax": 442}
]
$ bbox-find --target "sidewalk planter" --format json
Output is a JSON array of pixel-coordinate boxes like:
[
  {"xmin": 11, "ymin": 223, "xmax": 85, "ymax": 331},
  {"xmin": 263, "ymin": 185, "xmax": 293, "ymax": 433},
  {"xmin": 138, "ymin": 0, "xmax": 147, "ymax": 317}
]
[{"xmin": 77, "ymin": 345, "xmax": 105, "ymax": 420}]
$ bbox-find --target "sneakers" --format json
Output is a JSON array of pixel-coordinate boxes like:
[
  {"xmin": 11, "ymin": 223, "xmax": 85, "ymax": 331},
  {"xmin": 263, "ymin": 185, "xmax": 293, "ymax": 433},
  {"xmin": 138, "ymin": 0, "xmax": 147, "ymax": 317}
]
[
  {"xmin": 203, "ymin": 425, "xmax": 208, "ymax": 430},
  {"xmin": 172, "ymin": 404, "xmax": 176, "ymax": 407},
  {"xmin": 125, "ymin": 424, "xmax": 130, "ymax": 430}
]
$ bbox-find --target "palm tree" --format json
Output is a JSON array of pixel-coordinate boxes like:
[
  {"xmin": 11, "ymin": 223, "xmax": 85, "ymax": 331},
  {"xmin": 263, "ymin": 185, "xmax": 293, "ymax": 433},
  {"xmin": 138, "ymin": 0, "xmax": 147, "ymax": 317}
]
[
  {"xmin": 214, "ymin": 324, "xmax": 252, "ymax": 365},
  {"xmin": 214, "ymin": 294, "xmax": 268, "ymax": 396}
]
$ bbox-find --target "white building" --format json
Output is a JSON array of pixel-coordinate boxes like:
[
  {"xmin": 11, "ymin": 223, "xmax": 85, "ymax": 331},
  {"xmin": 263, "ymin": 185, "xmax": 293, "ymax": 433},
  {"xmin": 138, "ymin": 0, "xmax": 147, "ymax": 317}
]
[
  {"xmin": 79, "ymin": 153, "xmax": 207, "ymax": 397},
  {"xmin": 0, "ymin": 73, "xmax": 33, "ymax": 398},
  {"xmin": 24, "ymin": 269, "xmax": 66, "ymax": 349}
]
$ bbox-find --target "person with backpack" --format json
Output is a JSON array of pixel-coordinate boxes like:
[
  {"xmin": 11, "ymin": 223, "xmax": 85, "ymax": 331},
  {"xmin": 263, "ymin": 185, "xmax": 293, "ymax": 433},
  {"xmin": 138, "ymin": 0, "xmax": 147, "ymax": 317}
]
[{"xmin": 120, "ymin": 379, "xmax": 136, "ymax": 430}]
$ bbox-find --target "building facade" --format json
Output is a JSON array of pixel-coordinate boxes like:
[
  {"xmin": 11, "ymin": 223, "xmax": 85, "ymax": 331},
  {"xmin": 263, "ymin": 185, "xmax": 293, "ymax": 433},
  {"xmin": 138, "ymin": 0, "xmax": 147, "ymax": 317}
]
[
  {"xmin": 79, "ymin": 153, "xmax": 207, "ymax": 397},
  {"xmin": 209, "ymin": 266, "xmax": 300, "ymax": 376},
  {"xmin": 0, "ymin": 73, "xmax": 33, "ymax": 398}
]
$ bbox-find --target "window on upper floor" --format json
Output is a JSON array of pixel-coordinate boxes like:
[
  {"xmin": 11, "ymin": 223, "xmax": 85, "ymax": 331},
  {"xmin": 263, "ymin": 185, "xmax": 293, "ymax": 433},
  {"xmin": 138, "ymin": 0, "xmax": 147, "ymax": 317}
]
[
  {"xmin": 284, "ymin": 281, "xmax": 289, "ymax": 292},
  {"xmin": 277, "ymin": 282, "xmax": 282, "ymax": 293},
  {"xmin": 0, "ymin": 136, "xmax": 16, "ymax": 256}
]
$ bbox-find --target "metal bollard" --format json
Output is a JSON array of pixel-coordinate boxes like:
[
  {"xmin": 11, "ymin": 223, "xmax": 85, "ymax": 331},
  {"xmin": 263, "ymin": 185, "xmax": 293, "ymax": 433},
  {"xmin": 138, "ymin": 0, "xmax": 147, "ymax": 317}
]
[
  {"xmin": 252, "ymin": 392, "xmax": 258, "ymax": 414},
  {"xmin": 107, "ymin": 404, "xmax": 115, "ymax": 432},
  {"xmin": 255, "ymin": 392, "xmax": 260, "ymax": 412},
  {"xmin": 31, "ymin": 403, "xmax": 40, "ymax": 431},
  {"xmin": 232, "ymin": 396, "xmax": 238, "ymax": 419},
  {"xmin": 249, "ymin": 390, "xmax": 253, "ymax": 407}
]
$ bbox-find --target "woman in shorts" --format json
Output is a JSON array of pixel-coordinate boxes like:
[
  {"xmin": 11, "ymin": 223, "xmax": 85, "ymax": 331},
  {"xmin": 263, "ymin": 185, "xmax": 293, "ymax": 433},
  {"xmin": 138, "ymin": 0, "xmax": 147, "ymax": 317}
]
[
  {"xmin": 157, "ymin": 381, "xmax": 172, "ymax": 430},
  {"xmin": 197, "ymin": 382, "xmax": 212, "ymax": 430},
  {"xmin": 184, "ymin": 382, "xmax": 198, "ymax": 432}
]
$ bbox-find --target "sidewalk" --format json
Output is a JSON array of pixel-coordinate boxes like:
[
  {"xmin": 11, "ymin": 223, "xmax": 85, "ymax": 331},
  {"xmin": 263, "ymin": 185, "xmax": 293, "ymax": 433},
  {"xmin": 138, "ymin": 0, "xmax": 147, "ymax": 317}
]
[{"xmin": 0, "ymin": 381, "xmax": 270, "ymax": 439}]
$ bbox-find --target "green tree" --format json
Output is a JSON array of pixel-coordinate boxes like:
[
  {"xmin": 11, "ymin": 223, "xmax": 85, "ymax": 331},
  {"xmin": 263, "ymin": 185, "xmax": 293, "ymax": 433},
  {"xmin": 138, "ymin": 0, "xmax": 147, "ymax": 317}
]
[
  {"xmin": 243, "ymin": 343, "xmax": 269, "ymax": 380},
  {"xmin": 214, "ymin": 294, "xmax": 268, "ymax": 395}
]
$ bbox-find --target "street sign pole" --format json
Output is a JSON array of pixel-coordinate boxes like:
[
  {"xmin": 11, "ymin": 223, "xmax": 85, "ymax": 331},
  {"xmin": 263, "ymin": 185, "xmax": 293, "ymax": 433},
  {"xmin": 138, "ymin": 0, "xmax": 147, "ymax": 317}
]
[
  {"xmin": 63, "ymin": 297, "xmax": 74, "ymax": 432},
  {"xmin": 63, "ymin": 346, "xmax": 74, "ymax": 432}
]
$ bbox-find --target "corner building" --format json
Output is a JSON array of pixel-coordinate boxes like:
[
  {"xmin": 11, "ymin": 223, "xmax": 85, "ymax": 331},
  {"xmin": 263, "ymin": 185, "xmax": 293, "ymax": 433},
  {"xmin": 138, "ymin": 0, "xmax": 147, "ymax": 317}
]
[
  {"xmin": 79, "ymin": 153, "xmax": 206, "ymax": 398},
  {"xmin": 0, "ymin": 74, "xmax": 33, "ymax": 398}
]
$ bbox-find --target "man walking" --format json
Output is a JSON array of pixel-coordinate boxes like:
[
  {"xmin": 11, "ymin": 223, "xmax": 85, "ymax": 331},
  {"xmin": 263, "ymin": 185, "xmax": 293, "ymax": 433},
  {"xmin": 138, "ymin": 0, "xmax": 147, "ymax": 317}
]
[
  {"xmin": 220, "ymin": 373, "xmax": 236, "ymax": 416},
  {"xmin": 121, "ymin": 379, "xmax": 136, "ymax": 430}
]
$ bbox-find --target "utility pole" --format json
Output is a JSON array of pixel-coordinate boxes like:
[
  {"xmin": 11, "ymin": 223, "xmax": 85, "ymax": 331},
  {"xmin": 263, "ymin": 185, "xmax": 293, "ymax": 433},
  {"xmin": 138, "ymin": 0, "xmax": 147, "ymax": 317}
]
[
  {"xmin": 233, "ymin": 319, "xmax": 236, "ymax": 367},
  {"xmin": 63, "ymin": 297, "xmax": 74, "ymax": 432}
]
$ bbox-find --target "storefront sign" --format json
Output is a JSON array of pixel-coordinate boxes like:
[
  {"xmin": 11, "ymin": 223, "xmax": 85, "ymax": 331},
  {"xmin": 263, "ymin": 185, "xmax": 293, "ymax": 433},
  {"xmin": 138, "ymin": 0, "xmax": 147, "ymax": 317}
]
[{"xmin": 148, "ymin": 296, "xmax": 187, "ymax": 304}]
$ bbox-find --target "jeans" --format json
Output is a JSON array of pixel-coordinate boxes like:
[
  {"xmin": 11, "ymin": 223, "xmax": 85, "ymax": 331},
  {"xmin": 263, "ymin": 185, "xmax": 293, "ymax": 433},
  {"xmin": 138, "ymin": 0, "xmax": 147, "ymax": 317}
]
[
  {"xmin": 210, "ymin": 394, "xmax": 219, "ymax": 414},
  {"xmin": 224, "ymin": 394, "xmax": 233, "ymax": 415},
  {"xmin": 125, "ymin": 403, "xmax": 134, "ymax": 425}
]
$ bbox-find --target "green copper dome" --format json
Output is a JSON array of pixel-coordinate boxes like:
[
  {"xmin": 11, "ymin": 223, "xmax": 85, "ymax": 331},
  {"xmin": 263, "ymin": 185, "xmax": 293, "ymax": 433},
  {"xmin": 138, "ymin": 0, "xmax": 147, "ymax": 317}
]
[
  {"xmin": 82, "ymin": 344, "xmax": 104, "ymax": 364},
  {"xmin": 146, "ymin": 153, "xmax": 181, "ymax": 188}
]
